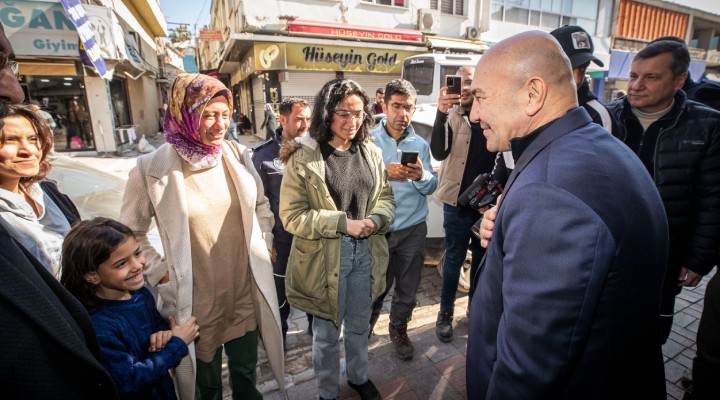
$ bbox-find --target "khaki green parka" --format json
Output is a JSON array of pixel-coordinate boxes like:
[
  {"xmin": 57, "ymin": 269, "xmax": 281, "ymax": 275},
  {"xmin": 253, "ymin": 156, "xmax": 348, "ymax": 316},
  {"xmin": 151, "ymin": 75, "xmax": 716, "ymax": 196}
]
[{"xmin": 279, "ymin": 135, "xmax": 395, "ymax": 326}]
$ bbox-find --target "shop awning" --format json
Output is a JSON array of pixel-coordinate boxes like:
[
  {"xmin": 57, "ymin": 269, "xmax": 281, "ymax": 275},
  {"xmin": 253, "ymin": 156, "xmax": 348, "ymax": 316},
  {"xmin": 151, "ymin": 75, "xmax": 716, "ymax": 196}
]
[{"xmin": 426, "ymin": 37, "xmax": 488, "ymax": 54}]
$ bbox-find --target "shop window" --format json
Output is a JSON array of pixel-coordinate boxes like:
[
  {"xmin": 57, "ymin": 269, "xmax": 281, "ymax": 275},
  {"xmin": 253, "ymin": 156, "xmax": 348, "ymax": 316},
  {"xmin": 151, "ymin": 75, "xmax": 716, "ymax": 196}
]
[
  {"xmin": 25, "ymin": 75, "xmax": 94, "ymax": 151},
  {"xmin": 430, "ymin": 0, "xmax": 464, "ymax": 15}
]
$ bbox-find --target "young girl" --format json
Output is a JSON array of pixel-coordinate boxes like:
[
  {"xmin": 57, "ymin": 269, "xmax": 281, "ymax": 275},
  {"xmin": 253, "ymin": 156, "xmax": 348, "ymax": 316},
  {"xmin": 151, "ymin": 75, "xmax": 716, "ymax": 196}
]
[{"xmin": 61, "ymin": 217, "xmax": 199, "ymax": 399}]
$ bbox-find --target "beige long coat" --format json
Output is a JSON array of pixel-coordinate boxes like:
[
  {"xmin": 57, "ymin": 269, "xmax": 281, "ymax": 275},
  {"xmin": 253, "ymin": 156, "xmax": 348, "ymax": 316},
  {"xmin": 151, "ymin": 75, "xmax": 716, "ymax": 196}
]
[{"xmin": 120, "ymin": 141, "xmax": 285, "ymax": 399}]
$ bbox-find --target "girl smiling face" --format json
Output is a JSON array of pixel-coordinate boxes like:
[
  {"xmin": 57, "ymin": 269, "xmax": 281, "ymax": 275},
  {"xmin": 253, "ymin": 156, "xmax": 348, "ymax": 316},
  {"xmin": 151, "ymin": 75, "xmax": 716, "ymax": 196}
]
[{"xmin": 85, "ymin": 236, "xmax": 146, "ymax": 301}]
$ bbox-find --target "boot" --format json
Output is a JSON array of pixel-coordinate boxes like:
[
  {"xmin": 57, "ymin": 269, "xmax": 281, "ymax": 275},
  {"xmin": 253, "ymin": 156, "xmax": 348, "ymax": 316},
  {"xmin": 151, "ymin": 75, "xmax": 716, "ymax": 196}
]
[
  {"xmin": 389, "ymin": 323, "xmax": 414, "ymax": 360},
  {"xmin": 348, "ymin": 379, "xmax": 381, "ymax": 400},
  {"xmin": 368, "ymin": 312, "xmax": 380, "ymax": 338},
  {"xmin": 436, "ymin": 311, "xmax": 453, "ymax": 342}
]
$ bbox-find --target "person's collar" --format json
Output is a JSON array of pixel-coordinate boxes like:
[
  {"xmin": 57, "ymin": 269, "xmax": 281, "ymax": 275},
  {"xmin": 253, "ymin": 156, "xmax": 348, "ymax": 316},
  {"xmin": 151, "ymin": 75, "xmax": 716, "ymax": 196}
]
[
  {"xmin": 631, "ymin": 98, "xmax": 675, "ymax": 121},
  {"xmin": 510, "ymin": 118, "xmax": 557, "ymax": 162}
]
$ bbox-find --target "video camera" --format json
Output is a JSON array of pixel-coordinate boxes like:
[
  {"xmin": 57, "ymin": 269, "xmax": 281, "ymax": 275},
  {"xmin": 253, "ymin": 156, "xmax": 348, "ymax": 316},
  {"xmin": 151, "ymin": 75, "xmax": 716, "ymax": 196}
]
[{"xmin": 458, "ymin": 173, "xmax": 503, "ymax": 210}]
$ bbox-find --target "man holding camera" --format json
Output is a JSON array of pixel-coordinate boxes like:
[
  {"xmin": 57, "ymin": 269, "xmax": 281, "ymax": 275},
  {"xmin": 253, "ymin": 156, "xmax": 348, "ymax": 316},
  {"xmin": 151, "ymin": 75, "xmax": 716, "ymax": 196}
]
[
  {"xmin": 431, "ymin": 66, "xmax": 497, "ymax": 342},
  {"xmin": 369, "ymin": 79, "xmax": 437, "ymax": 360}
]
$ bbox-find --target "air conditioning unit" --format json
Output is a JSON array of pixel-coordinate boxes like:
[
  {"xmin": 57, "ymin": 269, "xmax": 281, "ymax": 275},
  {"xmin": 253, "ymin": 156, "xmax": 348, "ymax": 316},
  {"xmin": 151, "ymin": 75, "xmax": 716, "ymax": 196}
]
[
  {"xmin": 418, "ymin": 8, "xmax": 440, "ymax": 35},
  {"xmin": 465, "ymin": 26, "xmax": 481, "ymax": 40}
]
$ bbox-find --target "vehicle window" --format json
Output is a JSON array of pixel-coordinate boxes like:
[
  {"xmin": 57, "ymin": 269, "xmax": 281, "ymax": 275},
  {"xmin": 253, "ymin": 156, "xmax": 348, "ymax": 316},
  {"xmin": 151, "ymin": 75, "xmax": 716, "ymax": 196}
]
[
  {"xmin": 403, "ymin": 58, "xmax": 434, "ymax": 95},
  {"xmin": 411, "ymin": 121, "xmax": 432, "ymax": 144}
]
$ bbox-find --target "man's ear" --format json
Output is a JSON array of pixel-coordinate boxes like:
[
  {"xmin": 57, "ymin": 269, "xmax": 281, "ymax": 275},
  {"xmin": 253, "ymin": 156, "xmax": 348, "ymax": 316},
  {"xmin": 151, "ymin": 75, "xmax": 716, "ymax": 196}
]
[
  {"xmin": 279, "ymin": 114, "xmax": 287, "ymax": 128},
  {"xmin": 525, "ymin": 76, "xmax": 547, "ymax": 116},
  {"xmin": 84, "ymin": 271, "xmax": 100, "ymax": 285},
  {"xmin": 674, "ymin": 71, "xmax": 688, "ymax": 91}
]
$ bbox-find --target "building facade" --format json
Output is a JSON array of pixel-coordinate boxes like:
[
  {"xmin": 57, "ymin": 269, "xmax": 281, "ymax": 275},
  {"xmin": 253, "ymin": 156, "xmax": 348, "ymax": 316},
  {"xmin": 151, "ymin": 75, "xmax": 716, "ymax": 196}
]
[
  {"xmin": 198, "ymin": 0, "xmax": 719, "ymax": 130},
  {"xmin": 199, "ymin": 0, "xmax": 490, "ymax": 133},
  {"xmin": 4, "ymin": 0, "xmax": 168, "ymax": 154}
]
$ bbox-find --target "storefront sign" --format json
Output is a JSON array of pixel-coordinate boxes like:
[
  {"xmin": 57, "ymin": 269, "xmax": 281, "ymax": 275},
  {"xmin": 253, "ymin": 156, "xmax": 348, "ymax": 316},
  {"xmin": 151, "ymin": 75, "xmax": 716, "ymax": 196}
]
[
  {"xmin": 1, "ymin": 1, "xmax": 79, "ymax": 56},
  {"xmin": 253, "ymin": 43, "xmax": 287, "ymax": 70},
  {"xmin": 199, "ymin": 29, "xmax": 223, "ymax": 41},
  {"xmin": 61, "ymin": 0, "xmax": 111, "ymax": 79},
  {"xmin": 286, "ymin": 43, "xmax": 415, "ymax": 74},
  {"xmin": 289, "ymin": 20, "xmax": 423, "ymax": 43}
]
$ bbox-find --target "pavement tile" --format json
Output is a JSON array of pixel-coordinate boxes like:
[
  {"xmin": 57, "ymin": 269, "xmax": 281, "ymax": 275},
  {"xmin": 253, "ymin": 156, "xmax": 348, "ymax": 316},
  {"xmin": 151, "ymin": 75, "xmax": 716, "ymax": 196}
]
[
  {"xmin": 441, "ymin": 365, "xmax": 467, "ymax": 394},
  {"xmin": 387, "ymin": 391, "xmax": 420, "ymax": 400},
  {"xmin": 665, "ymin": 380, "xmax": 688, "ymax": 400},
  {"xmin": 433, "ymin": 353, "xmax": 466, "ymax": 375},
  {"xmin": 664, "ymin": 359, "xmax": 688, "ymax": 384},
  {"xmin": 401, "ymin": 365, "xmax": 465, "ymax": 400},
  {"xmin": 672, "ymin": 311, "xmax": 698, "ymax": 328},
  {"xmin": 377, "ymin": 377, "xmax": 412, "ymax": 398},
  {"xmin": 663, "ymin": 338, "xmax": 687, "ymax": 358}
]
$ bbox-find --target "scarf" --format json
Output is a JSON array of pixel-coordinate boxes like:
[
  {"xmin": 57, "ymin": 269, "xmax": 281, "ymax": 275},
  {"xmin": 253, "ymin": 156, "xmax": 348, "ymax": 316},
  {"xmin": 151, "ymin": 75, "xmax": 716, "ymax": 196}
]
[{"xmin": 163, "ymin": 73, "xmax": 233, "ymax": 171}]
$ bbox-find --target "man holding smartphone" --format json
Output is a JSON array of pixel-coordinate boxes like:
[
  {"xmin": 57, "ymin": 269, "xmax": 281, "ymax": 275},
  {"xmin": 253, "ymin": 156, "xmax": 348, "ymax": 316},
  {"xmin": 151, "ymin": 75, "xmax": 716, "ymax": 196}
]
[
  {"xmin": 431, "ymin": 65, "xmax": 497, "ymax": 342},
  {"xmin": 369, "ymin": 79, "xmax": 437, "ymax": 360}
]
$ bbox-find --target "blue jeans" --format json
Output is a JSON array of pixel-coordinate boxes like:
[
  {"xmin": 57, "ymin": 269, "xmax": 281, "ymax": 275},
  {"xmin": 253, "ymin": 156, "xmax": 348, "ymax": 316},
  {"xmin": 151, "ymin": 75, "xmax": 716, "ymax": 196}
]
[
  {"xmin": 440, "ymin": 204, "xmax": 484, "ymax": 313},
  {"xmin": 313, "ymin": 237, "xmax": 372, "ymax": 399},
  {"xmin": 224, "ymin": 126, "xmax": 239, "ymax": 142}
]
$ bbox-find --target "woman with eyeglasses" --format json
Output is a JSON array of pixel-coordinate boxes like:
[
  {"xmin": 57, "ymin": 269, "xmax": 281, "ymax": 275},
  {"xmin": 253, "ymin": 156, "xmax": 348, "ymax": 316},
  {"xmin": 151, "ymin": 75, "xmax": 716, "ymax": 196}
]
[
  {"xmin": 279, "ymin": 78, "xmax": 395, "ymax": 400},
  {"xmin": 0, "ymin": 104, "xmax": 80, "ymax": 278}
]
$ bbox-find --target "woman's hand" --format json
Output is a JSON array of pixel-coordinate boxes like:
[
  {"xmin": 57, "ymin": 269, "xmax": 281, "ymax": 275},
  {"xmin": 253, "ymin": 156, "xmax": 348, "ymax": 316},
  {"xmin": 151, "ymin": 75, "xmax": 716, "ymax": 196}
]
[{"xmin": 346, "ymin": 219, "xmax": 377, "ymax": 239}]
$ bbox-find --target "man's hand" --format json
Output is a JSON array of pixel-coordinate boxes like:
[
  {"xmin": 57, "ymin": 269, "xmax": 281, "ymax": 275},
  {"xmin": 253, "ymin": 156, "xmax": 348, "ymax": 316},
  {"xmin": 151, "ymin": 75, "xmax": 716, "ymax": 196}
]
[
  {"xmin": 678, "ymin": 266, "xmax": 703, "ymax": 287},
  {"xmin": 270, "ymin": 246, "xmax": 277, "ymax": 263},
  {"xmin": 387, "ymin": 160, "xmax": 424, "ymax": 181},
  {"xmin": 479, "ymin": 194, "xmax": 502, "ymax": 248},
  {"xmin": 438, "ymin": 86, "xmax": 461, "ymax": 114}
]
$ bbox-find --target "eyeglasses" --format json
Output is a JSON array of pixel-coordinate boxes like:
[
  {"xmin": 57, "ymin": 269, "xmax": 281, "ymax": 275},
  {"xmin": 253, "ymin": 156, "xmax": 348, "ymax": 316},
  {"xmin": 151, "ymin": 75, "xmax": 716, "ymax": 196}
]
[
  {"xmin": 333, "ymin": 110, "xmax": 366, "ymax": 121},
  {"xmin": 0, "ymin": 52, "xmax": 18, "ymax": 77},
  {"xmin": 389, "ymin": 103, "xmax": 416, "ymax": 114}
]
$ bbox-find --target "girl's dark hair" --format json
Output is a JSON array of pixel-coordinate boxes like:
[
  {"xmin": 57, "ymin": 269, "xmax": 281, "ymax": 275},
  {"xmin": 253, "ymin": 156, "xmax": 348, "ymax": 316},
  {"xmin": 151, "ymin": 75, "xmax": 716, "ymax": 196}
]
[
  {"xmin": 60, "ymin": 217, "xmax": 135, "ymax": 310},
  {"xmin": 0, "ymin": 104, "xmax": 53, "ymax": 186},
  {"xmin": 310, "ymin": 78, "xmax": 373, "ymax": 144}
]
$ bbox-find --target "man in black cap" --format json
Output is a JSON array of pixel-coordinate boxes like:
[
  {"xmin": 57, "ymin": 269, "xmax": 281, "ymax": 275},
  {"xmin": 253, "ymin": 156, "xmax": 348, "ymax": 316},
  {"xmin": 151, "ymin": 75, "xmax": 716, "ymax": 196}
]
[{"xmin": 550, "ymin": 25, "xmax": 617, "ymax": 134}]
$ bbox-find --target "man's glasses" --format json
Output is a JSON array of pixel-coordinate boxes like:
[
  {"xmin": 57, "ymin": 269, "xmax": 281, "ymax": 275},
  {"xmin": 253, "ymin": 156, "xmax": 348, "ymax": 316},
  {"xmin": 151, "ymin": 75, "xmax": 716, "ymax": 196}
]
[
  {"xmin": 389, "ymin": 103, "xmax": 416, "ymax": 114},
  {"xmin": 333, "ymin": 110, "xmax": 366, "ymax": 121},
  {"xmin": 0, "ymin": 52, "xmax": 18, "ymax": 77}
]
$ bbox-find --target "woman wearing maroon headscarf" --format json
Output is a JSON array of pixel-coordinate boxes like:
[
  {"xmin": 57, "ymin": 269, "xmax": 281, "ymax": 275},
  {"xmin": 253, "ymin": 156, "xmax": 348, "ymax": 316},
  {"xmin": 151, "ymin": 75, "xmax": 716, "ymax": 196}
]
[{"xmin": 120, "ymin": 73, "xmax": 284, "ymax": 400}]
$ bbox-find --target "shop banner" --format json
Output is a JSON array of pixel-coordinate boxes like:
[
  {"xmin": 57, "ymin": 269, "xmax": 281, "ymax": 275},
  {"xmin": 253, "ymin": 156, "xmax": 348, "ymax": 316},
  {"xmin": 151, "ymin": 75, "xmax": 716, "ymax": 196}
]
[
  {"xmin": 0, "ymin": 1, "xmax": 79, "ymax": 57},
  {"xmin": 61, "ymin": 0, "xmax": 111, "ymax": 79},
  {"xmin": 285, "ymin": 43, "xmax": 416, "ymax": 74}
]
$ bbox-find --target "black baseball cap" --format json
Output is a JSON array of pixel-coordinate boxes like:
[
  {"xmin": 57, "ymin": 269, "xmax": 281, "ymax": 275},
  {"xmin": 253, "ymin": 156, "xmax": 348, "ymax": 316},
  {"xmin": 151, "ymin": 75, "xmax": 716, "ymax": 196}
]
[{"xmin": 550, "ymin": 25, "xmax": 604, "ymax": 68}]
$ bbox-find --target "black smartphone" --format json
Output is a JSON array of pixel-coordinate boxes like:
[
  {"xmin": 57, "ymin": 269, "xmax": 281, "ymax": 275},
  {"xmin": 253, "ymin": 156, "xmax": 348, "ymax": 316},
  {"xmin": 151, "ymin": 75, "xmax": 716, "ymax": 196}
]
[
  {"xmin": 401, "ymin": 151, "xmax": 418, "ymax": 166},
  {"xmin": 446, "ymin": 75, "xmax": 462, "ymax": 94}
]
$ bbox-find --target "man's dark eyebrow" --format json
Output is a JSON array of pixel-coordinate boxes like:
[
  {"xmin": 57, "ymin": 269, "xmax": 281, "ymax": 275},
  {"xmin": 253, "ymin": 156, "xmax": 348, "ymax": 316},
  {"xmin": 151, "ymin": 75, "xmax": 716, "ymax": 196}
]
[{"xmin": 471, "ymin": 88, "xmax": 484, "ymax": 96}]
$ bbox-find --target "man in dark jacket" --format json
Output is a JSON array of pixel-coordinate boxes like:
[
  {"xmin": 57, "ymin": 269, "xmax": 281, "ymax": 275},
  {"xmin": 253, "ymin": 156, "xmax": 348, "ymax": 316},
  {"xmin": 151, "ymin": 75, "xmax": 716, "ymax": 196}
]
[
  {"xmin": 252, "ymin": 98, "xmax": 313, "ymax": 343},
  {"xmin": 466, "ymin": 30, "xmax": 668, "ymax": 399},
  {"xmin": 0, "ymin": 22, "xmax": 118, "ymax": 399},
  {"xmin": 607, "ymin": 39, "xmax": 720, "ymax": 344}
]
